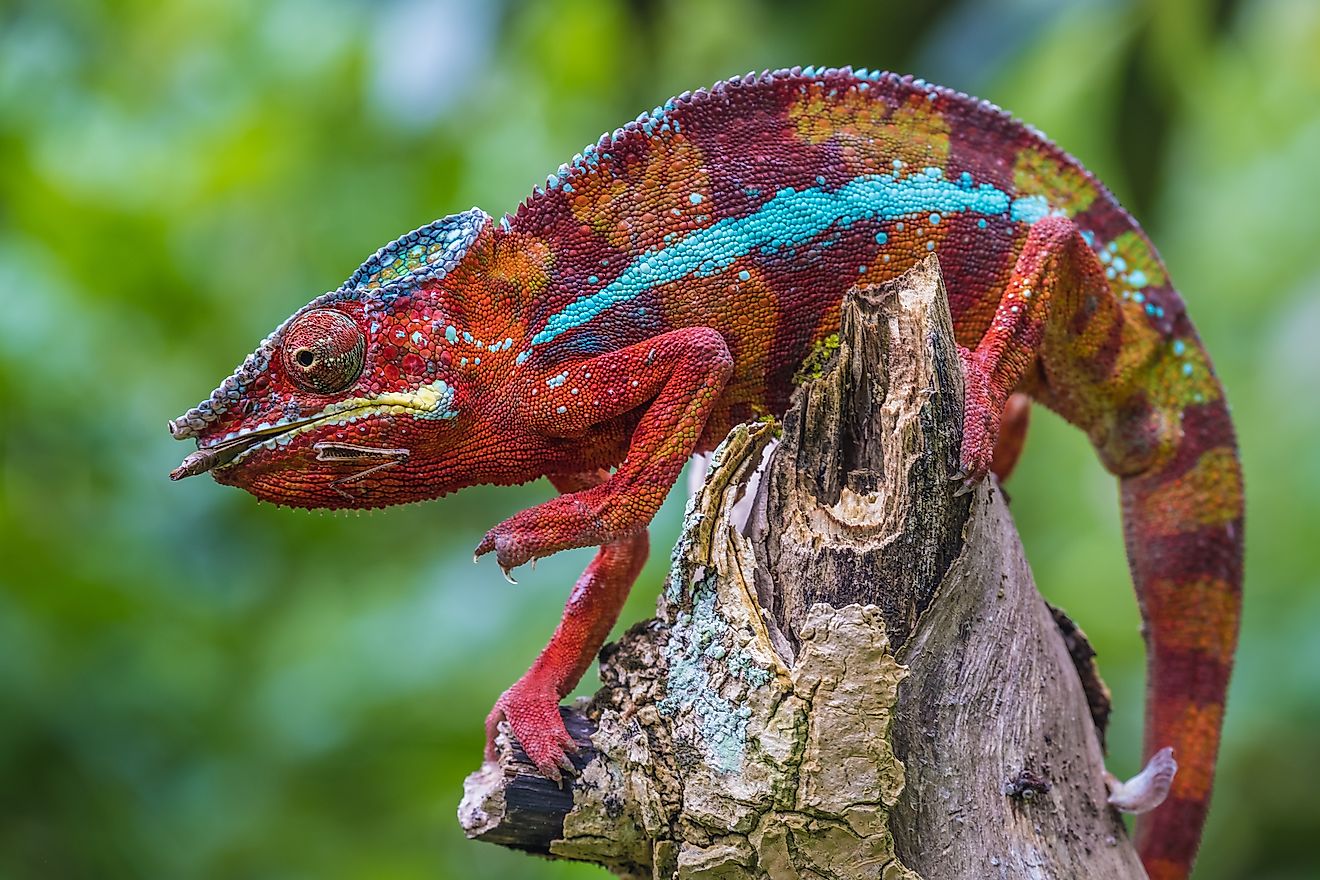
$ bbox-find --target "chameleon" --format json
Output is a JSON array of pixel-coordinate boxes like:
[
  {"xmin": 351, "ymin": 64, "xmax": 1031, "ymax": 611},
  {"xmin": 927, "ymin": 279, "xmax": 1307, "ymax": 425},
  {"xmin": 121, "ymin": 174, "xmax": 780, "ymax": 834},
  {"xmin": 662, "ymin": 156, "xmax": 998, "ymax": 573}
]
[{"xmin": 168, "ymin": 67, "xmax": 1243, "ymax": 880}]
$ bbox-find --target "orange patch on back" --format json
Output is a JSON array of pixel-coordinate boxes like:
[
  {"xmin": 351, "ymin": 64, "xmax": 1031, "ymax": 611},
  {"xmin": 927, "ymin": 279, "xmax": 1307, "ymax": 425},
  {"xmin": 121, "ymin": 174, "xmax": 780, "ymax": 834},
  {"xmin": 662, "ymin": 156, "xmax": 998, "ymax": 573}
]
[
  {"xmin": 787, "ymin": 84, "xmax": 950, "ymax": 173},
  {"xmin": 1013, "ymin": 145, "xmax": 1098, "ymax": 217},
  {"xmin": 787, "ymin": 81, "xmax": 876, "ymax": 143},
  {"xmin": 652, "ymin": 266, "xmax": 775, "ymax": 423},
  {"xmin": 567, "ymin": 132, "xmax": 711, "ymax": 255}
]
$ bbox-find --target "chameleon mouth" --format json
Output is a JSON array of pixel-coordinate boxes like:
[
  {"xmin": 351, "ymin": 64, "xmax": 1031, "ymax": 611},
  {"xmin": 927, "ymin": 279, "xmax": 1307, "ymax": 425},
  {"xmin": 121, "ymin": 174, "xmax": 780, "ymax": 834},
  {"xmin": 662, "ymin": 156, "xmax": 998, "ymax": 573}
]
[
  {"xmin": 169, "ymin": 416, "xmax": 412, "ymax": 494},
  {"xmin": 169, "ymin": 415, "xmax": 335, "ymax": 481},
  {"xmin": 168, "ymin": 378, "xmax": 458, "ymax": 481}
]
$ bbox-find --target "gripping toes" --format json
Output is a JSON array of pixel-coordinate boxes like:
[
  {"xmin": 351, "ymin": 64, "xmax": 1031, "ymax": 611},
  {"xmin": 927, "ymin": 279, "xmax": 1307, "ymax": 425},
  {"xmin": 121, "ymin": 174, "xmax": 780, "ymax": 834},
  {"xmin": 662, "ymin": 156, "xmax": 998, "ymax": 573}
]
[{"xmin": 485, "ymin": 682, "xmax": 580, "ymax": 784}]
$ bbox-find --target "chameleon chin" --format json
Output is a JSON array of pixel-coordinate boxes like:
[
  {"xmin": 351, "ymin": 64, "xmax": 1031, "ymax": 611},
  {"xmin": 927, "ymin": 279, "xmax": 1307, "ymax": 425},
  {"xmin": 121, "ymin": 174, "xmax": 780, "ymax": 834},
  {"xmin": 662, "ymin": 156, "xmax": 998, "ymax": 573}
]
[{"xmin": 170, "ymin": 67, "xmax": 1242, "ymax": 880}]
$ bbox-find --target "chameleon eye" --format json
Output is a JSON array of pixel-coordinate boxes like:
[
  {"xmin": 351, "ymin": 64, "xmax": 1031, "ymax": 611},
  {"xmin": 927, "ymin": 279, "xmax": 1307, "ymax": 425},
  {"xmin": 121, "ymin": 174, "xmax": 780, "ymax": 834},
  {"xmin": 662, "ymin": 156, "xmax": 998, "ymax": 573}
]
[{"xmin": 280, "ymin": 309, "xmax": 365, "ymax": 394}]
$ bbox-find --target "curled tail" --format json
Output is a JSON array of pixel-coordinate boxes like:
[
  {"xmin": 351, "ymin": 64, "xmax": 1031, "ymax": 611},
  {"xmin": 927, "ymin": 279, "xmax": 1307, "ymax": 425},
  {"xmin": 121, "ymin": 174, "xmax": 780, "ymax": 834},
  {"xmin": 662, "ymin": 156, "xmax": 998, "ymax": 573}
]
[{"xmin": 1118, "ymin": 388, "xmax": 1244, "ymax": 879}]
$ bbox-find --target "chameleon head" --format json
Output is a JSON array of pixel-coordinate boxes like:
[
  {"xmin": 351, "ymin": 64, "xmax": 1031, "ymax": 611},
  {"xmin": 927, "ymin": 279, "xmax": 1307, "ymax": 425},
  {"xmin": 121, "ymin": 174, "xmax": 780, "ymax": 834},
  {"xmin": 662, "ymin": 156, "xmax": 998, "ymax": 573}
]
[{"xmin": 168, "ymin": 208, "xmax": 511, "ymax": 509}]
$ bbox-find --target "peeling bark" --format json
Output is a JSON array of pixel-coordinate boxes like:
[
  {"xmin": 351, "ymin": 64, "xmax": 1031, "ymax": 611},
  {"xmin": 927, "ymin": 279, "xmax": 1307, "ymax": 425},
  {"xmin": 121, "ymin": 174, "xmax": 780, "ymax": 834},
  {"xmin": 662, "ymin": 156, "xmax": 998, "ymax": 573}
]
[{"xmin": 459, "ymin": 257, "xmax": 1145, "ymax": 880}]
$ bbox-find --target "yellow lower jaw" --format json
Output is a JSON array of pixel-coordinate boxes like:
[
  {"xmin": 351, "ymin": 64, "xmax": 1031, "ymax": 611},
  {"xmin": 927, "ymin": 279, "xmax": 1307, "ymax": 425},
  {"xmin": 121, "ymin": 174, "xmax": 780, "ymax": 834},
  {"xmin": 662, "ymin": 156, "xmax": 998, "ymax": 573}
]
[{"xmin": 224, "ymin": 379, "xmax": 458, "ymax": 466}]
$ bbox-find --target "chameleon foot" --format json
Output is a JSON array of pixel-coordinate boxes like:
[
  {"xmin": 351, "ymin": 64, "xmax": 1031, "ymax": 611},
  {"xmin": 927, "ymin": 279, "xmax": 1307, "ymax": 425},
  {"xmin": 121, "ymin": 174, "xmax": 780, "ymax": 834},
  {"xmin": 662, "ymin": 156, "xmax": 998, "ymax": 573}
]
[
  {"xmin": 475, "ymin": 485, "xmax": 618, "ymax": 572},
  {"xmin": 485, "ymin": 678, "xmax": 579, "ymax": 785},
  {"xmin": 1106, "ymin": 746, "xmax": 1177, "ymax": 814}
]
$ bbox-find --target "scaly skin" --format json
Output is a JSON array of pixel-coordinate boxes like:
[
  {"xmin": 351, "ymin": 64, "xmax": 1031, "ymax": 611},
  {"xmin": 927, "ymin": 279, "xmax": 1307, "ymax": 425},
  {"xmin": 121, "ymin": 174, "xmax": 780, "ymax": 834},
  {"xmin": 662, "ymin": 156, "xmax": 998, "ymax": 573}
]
[{"xmin": 169, "ymin": 67, "xmax": 1242, "ymax": 879}]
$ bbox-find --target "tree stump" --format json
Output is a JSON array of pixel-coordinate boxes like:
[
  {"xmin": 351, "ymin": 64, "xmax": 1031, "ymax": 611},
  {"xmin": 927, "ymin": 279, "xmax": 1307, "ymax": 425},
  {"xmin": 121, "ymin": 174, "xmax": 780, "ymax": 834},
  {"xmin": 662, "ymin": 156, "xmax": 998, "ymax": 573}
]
[{"xmin": 458, "ymin": 257, "xmax": 1145, "ymax": 880}]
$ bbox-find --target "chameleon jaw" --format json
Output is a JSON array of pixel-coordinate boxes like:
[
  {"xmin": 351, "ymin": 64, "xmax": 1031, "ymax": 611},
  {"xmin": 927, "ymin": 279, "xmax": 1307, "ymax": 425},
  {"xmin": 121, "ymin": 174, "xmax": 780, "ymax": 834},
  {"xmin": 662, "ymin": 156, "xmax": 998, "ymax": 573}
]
[
  {"xmin": 168, "ymin": 379, "xmax": 460, "ymax": 481},
  {"xmin": 169, "ymin": 415, "xmax": 330, "ymax": 480},
  {"xmin": 168, "ymin": 405, "xmax": 390, "ymax": 481}
]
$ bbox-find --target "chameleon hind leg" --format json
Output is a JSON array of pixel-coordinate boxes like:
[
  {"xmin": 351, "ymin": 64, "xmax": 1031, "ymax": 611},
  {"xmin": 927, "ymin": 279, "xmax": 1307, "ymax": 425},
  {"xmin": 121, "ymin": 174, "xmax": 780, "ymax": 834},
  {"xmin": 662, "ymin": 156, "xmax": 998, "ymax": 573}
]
[
  {"xmin": 955, "ymin": 215, "xmax": 1097, "ymax": 483},
  {"xmin": 485, "ymin": 468, "xmax": 649, "ymax": 781},
  {"xmin": 961, "ymin": 215, "xmax": 1242, "ymax": 880}
]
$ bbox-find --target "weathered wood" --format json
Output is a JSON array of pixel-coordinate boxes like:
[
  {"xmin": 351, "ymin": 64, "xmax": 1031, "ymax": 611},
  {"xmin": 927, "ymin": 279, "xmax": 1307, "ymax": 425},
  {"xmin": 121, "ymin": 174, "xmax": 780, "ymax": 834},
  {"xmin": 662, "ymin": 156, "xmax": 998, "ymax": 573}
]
[
  {"xmin": 756, "ymin": 256, "xmax": 971, "ymax": 651},
  {"xmin": 887, "ymin": 483, "xmax": 1138, "ymax": 878},
  {"xmin": 458, "ymin": 257, "xmax": 1144, "ymax": 880}
]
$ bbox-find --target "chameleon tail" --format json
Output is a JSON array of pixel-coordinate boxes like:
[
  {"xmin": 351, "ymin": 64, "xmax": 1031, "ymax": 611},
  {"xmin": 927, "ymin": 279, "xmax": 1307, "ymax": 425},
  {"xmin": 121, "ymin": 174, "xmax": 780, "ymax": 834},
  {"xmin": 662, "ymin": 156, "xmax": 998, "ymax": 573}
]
[{"xmin": 1119, "ymin": 389, "xmax": 1244, "ymax": 880}]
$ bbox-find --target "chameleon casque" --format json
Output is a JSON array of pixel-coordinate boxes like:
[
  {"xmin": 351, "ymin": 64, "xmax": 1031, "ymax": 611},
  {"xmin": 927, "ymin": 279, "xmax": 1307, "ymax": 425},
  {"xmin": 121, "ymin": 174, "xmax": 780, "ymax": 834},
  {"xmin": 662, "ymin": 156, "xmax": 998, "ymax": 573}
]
[{"xmin": 170, "ymin": 68, "xmax": 1242, "ymax": 879}]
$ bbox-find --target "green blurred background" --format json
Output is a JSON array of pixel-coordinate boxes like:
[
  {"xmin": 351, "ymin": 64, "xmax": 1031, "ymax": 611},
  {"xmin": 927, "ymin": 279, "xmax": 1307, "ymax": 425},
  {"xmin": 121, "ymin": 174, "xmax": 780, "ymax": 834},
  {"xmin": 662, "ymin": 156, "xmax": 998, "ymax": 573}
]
[{"xmin": 2, "ymin": 0, "xmax": 1318, "ymax": 877}]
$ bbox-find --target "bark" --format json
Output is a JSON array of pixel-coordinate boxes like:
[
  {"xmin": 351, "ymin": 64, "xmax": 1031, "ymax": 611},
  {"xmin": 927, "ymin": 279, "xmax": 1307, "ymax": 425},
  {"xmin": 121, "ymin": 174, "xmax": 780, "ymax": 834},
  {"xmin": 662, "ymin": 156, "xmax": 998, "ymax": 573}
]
[{"xmin": 458, "ymin": 257, "xmax": 1144, "ymax": 880}]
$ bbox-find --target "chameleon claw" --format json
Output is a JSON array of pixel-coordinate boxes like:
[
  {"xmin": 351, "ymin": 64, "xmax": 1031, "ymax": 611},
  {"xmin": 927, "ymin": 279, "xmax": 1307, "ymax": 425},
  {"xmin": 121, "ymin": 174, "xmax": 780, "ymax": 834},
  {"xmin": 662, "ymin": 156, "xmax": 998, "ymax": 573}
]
[
  {"xmin": 473, "ymin": 539, "xmax": 519, "ymax": 582},
  {"xmin": 554, "ymin": 750, "xmax": 578, "ymax": 786},
  {"xmin": 540, "ymin": 730, "xmax": 580, "ymax": 787},
  {"xmin": 950, "ymin": 469, "xmax": 979, "ymax": 496}
]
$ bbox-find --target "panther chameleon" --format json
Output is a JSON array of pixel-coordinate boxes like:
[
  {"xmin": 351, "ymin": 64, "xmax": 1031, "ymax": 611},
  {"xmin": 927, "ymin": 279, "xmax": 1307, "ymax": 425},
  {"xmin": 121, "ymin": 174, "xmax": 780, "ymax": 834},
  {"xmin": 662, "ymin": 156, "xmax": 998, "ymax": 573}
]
[{"xmin": 169, "ymin": 67, "xmax": 1243, "ymax": 880}]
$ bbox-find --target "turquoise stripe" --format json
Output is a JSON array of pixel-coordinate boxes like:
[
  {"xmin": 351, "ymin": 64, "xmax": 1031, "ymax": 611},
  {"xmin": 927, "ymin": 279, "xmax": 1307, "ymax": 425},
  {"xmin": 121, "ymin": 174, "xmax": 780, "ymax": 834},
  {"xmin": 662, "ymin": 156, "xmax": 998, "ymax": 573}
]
[{"xmin": 529, "ymin": 171, "xmax": 1030, "ymax": 349}]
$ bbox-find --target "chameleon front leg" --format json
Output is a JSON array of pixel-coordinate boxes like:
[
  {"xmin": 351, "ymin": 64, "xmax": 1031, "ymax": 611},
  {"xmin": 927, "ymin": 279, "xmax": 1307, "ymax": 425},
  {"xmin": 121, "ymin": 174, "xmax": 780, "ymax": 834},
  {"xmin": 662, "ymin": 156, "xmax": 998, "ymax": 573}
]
[
  {"xmin": 476, "ymin": 327, "xmax": 733, "ymax": 573},
  {"xmin": 477, "ymin": 327, "xmax": 730, "ymax": 779},
  {"xmin": 485, "ymin": 469, "xmax": 649, "ymax": 781}
]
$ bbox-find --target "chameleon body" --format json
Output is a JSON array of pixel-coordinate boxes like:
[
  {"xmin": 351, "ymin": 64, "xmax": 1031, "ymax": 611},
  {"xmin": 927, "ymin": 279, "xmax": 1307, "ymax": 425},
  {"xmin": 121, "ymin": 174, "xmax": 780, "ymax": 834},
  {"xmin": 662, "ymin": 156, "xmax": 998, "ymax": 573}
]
[{"xmin": 170, "ymin": 68, "xmax": 1242, "ymax": 879}]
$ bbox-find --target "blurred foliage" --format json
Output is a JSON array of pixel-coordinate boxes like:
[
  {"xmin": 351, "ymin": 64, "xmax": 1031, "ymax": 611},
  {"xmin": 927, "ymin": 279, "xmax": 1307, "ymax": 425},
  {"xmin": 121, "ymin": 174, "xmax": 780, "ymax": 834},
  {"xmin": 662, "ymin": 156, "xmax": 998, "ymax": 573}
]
[{"xmin": 1, "ymin": 0, "xmax": 1318, "ymax": 877}]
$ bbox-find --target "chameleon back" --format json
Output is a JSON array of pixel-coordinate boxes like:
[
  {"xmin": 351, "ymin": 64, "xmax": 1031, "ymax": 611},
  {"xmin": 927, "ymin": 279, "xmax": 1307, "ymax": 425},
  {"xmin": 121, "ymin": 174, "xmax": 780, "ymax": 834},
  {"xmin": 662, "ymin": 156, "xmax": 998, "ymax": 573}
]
[{"xmin": 509, "ymin": 69, "xmax": 1177, "ymax": 441}]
